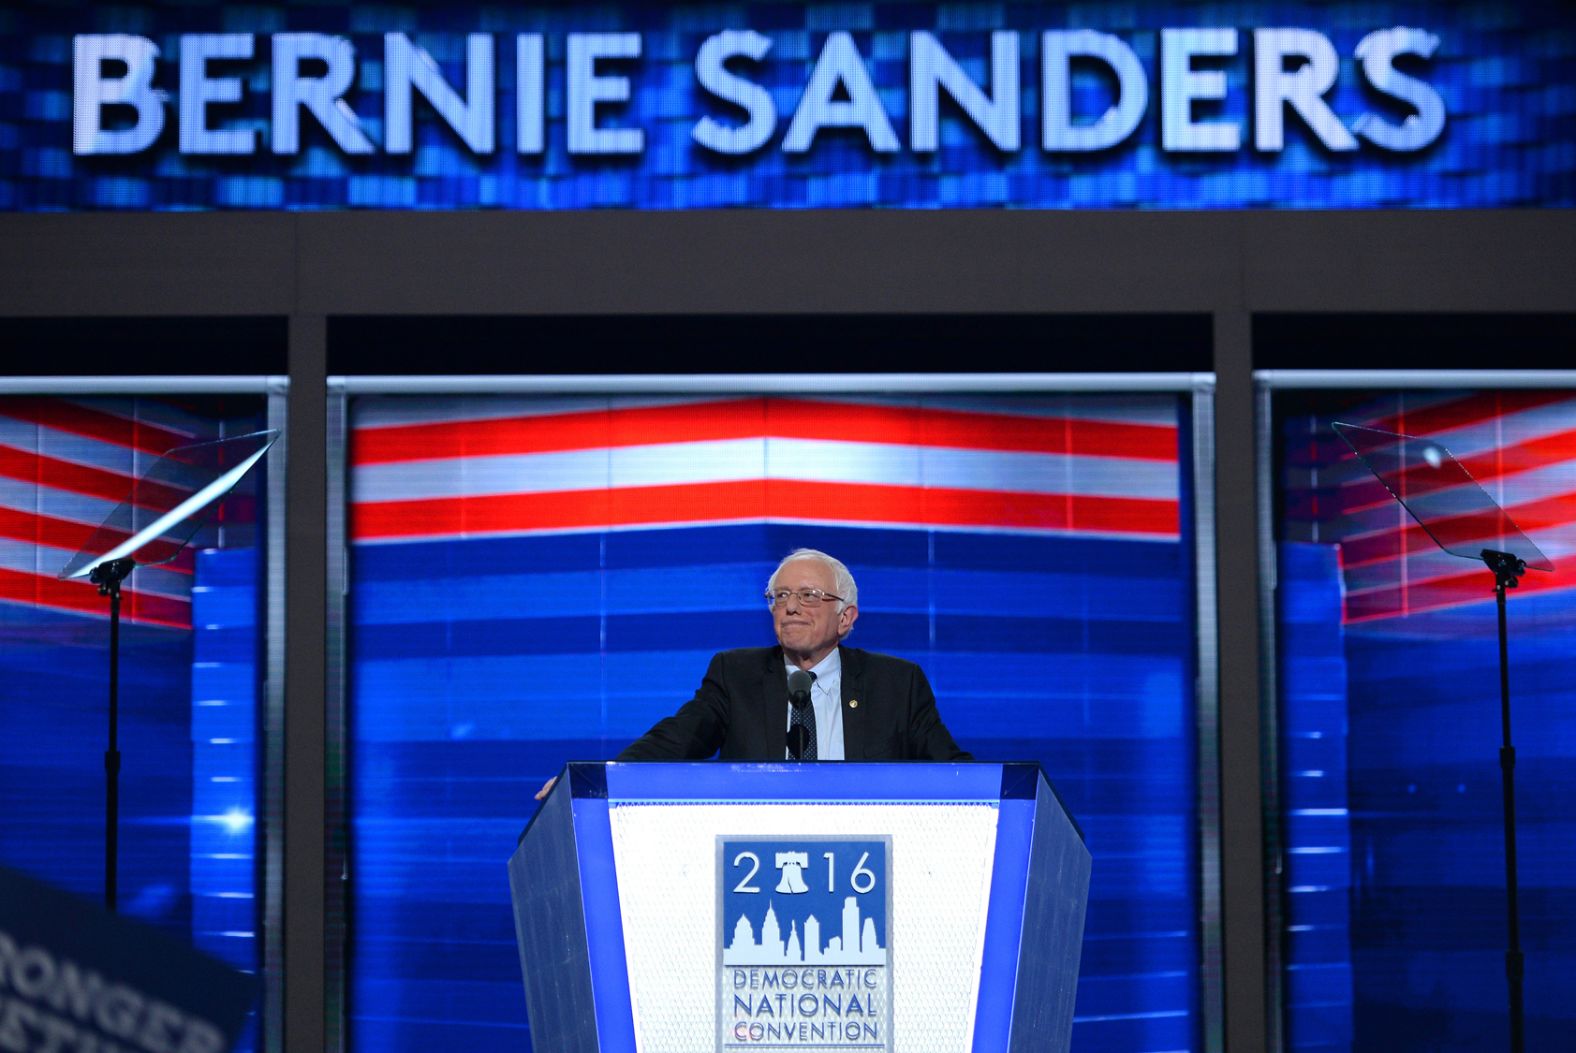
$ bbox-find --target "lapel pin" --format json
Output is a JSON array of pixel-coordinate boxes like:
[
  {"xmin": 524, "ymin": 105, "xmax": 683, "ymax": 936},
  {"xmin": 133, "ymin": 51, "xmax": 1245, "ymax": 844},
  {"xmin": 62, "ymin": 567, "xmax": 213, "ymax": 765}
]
[{"xmin": 848, "ymin": 699, "xmax": 859, "ymax": 709}]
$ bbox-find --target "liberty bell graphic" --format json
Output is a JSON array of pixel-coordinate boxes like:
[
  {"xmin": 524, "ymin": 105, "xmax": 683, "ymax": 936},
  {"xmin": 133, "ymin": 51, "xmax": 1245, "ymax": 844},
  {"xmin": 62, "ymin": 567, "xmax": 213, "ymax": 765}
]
[{"xmin": 775, "ymin": 851, "xmax": 811, "ymax": 894}]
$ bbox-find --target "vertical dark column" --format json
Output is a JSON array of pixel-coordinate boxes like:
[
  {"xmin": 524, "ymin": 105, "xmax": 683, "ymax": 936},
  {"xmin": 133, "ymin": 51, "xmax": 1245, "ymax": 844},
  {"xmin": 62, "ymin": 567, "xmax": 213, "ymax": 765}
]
[
  {"xmin": 1212, "ymin": 308, "xmax": 1267, "ymax": 1050},
  {"xmin": 285, "ymin": 312, "xmax": 328, "ymax": 1053}
]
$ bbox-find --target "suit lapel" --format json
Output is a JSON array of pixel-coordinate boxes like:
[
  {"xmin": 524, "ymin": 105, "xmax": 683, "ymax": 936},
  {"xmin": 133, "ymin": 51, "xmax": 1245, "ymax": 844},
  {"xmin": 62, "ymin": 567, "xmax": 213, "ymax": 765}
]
[
  {"xmin": 759, "ymin": 649, "xmax": 785, "ymax": 759},
  {"xmin": 839, "ymin": 646, "xmax": 866, "ymax": 759}
]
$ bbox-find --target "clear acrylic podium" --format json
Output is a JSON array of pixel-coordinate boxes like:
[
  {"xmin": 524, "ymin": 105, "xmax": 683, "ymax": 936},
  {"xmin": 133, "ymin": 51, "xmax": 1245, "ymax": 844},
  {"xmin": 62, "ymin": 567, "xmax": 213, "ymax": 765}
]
[{"xmin": 509, "ymin": 762, "xmax": 1090, "ymax": 1053}]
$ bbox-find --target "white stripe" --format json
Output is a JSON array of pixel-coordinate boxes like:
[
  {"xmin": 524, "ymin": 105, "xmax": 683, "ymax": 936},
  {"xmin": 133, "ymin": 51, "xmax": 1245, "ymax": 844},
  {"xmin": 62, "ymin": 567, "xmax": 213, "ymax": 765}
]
[
  {"xmin": 350, "ymin": 438, "xmax": 1179, "ymax": 504},
  {"xmin": 0, "ymin": 475, "xmax": 221, "ymax": 559},
  {"xmin": 70, "ymin": 396, "xmax": 219, "ymax": 441},
  {"xmin": 11, "ymin": 397, "xmax": 205, "ymax": 446},
  {"xmin": 350, "ymin": 392, "xmax": 1184, "ymax": 432},
  {"xmin": 0, "ymin": 418, "xmax": 145, "ymax": 476},
  {"xmin": 1328, "ymin": 398, "xmax": 1576, "ymax": 469},
  {"xmin": 2, "ymin": 426, "xmax": 252, "ymax": 544},
  {"xmin": 1325, "ymin": 459, "xmax": 1576, "ymax": 546},
  {"xmin": 1325, "ymin": 454, "xmax": 1576, "ymax": 512},
  {"xmin": 0, "ymin": 474, "xmax": 124, "ymax": 529},
  {"xmin": 1454, "ymin": 461, "xmax": 1576, "ymax": 514},
  {"xmin": 63, "ymin": 443, "xmax": 269, "ymax": 578},
  {"xmin": 0, "ymin": 538, "xmax": 192, "ymax": 599},
  {"xmin": 1342, "ymin": 543, "xmax": 1573, "ymax": 596},
  {"xmin": 1341, "ymin": 526, "xmax": 1571, "ymax": 577},
  {"xmin": 786, "ymin": 438, "xmax": 1178, "ymax": 498},
  {"xmin": 351, "ymin": 394, "xmax": 731, "ymax": 431},
  {"xmin": 1415, "ymin": 399, "xmax": 1576, "ymax": 458},
  {"xmin": 823, "ymin": 392, "xmax": 1182, "ymax": 427}
]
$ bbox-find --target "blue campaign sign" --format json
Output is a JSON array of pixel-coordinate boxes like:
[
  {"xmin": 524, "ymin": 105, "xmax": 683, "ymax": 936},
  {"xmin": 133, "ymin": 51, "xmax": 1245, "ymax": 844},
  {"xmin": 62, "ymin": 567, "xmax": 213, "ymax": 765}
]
[
  {"xmin": 718, "ymin": 838, "xmax": 891, "ymax": 1050},
  {"xmin": 0, "ymin": 866, "xmax": 255, "ymax": 1053}
]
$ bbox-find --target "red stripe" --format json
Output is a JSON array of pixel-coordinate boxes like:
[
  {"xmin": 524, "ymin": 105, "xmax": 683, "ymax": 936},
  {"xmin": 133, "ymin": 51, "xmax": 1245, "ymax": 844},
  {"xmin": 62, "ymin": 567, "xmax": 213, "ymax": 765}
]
[
  {"xmin": 1425, "ymin": 427, "xmax": 1576, "ymax": 488},
  {"xmin": 0, "ymin": 399, "xmax": 196, "ymax": 455},
  {"xmin": 0, "ymin": 568, "xmax": 190, "ymax": 628},
  {"xmin": 1334, "ymin": 429, "xmax": 1576, "ymax": 516},
  {"xmin": 351, "ymin": 398, "xmax": 1177, "ymax": 465},
  {"xmin": 1364, "ymin": 391, "xmax": 1575, "ymax": 438},
  {"xmin": 1339, "ymin": 488, "xmax": 1576, "ymax": 569},
  {"xmin": 351, "ymin": 480, "xmax": 1178, "ymax": 539},
  {"xmin": 0, "ymin": 444, "xmax": 189, "ymax": 507},
  {"xmin": 0, "ymin": 506, "xmax": 196, "ymax": 575},
  {"xmin": 1297, "ymin": 405, "xmax": 1576, "ymax": 530},
  {"xmin": 1344, "ymin": 564, "xmax": 1576, "ymax": 623}
]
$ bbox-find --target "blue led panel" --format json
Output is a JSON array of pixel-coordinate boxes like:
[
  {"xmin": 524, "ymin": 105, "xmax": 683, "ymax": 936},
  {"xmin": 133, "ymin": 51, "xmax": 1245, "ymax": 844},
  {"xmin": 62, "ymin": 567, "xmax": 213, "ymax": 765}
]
[
  {"xmin": 1276, "ymin": 390, "xmax": 1576, "ymax": 1051},
  {"xmin": 2, "ymin": 1, "xmax": 1572, "ymax": 210},
  {"xmin": 347, "ymin": 392, "xmax": 1200, "ymax": 1052},
  {"xmin": 1276, "ymin": 541, "xmax": 1354, "ymax": 1052}
]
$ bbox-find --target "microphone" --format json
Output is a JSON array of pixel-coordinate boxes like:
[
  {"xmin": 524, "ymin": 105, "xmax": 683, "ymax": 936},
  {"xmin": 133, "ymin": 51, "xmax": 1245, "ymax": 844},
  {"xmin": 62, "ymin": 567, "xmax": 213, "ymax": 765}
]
[
  {"xmin": 786, "ymin": 669, "xmax": 815, "ymax": 761},
  {"xmin": 787, "ymin": 669, "xmax": 814, "ymax": 710}
]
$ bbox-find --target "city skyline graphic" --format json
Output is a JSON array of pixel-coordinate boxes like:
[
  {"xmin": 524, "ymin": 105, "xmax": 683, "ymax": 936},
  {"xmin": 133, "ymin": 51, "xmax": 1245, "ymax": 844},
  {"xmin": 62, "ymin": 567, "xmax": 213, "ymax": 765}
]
[{"xmin": 723, "ymin": 895, "xmax": 885, "ymax": 967}]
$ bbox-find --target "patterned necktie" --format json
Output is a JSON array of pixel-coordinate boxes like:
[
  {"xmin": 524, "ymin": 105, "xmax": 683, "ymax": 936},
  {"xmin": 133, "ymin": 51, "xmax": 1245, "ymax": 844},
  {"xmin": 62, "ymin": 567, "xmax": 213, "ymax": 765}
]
[{"xmin": 788, "ymin": 670, "xmax": 818, "ymax": 760}]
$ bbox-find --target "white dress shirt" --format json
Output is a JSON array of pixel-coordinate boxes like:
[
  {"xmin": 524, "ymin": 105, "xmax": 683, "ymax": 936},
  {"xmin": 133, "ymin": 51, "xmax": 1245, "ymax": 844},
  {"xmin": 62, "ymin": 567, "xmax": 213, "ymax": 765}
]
[{"xmin": 783, "ymin": 648, "xmax": 844, "ymax": 760}]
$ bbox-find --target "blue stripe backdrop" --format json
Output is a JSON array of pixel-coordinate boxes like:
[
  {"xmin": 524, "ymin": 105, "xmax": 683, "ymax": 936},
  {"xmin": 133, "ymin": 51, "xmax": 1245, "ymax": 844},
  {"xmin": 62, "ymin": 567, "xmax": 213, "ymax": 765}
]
[
  {"xmin": 349, "ymin": 518, "xmax": 1201, "ymax": 1052},
  {"xmin": 0, "ymin": 396, "xmax": 268, "ymax": 1050},
  {"xmin": 0, "ymin": 558, "xmax": 261, "ymax": 1051},
  {"xmin": 0, "ymin": 607, "xmax": 195, "ymax": 917},
  {"xmin": 1276, "ymin": 545, "xmax": 1576, "ymax": 1051},
  {"xmin": 1342, "ymin": 598, "xmax": 1576, "ymax": 1051}
]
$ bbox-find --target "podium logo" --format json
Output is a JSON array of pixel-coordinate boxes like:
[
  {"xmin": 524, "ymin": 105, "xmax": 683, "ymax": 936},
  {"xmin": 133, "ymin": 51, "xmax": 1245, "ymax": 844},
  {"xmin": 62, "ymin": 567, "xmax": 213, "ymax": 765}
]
[{"xmin": 717, "ymin": 838, "xmax": 892, "ymax": 1051}]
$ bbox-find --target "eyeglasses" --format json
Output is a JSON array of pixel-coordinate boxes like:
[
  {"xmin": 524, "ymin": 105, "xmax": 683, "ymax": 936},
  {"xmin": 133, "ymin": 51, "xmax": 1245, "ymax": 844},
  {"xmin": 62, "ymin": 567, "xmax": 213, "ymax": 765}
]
[{"xmin": 765, "ymin": 587, "xmax": 845, "ymax": 609}]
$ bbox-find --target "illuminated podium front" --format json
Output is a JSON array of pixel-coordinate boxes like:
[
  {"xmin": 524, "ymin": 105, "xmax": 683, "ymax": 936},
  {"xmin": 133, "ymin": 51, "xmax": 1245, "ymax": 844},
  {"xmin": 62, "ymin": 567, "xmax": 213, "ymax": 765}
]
[{"xmin": 509, "ymin": 762, "xmax": 1089, "ymax": 1053}]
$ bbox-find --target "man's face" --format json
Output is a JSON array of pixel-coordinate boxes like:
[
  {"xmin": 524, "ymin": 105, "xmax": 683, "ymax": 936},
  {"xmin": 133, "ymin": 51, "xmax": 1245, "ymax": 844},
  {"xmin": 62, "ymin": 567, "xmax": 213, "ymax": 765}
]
[{"xmin": 771, "ymin": 558, "xmax": 858, "ymax": 665}]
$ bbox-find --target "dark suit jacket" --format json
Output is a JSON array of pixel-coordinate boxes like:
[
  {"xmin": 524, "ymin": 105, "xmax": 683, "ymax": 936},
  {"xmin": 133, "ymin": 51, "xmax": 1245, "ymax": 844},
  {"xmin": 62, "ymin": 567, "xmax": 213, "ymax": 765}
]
[{"xmin": 616, "ymin": 645, "xmax": 971, "ymax": 762}]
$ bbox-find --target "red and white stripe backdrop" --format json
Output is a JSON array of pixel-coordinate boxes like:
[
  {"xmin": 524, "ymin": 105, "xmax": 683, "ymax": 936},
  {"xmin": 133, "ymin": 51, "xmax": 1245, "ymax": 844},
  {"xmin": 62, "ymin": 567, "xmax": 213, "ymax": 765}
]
[
  {"xmin": 0, "ymin": 397, "xmax": 222, "ymax": 629},
  {"xmin": 1283, "ymin": 390, "xmax": 1576, "ymax": 623},
  {"xmin": 349, "ymin": 394, "xmax": 1184, "ymax": 543}
]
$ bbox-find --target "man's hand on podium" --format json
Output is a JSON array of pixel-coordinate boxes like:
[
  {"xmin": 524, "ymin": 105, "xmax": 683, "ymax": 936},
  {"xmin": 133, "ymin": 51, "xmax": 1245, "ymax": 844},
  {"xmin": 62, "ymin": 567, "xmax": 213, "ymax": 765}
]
[{"xmin": 534, "ymin": 776, "xmax": 557, "ymax": 801}]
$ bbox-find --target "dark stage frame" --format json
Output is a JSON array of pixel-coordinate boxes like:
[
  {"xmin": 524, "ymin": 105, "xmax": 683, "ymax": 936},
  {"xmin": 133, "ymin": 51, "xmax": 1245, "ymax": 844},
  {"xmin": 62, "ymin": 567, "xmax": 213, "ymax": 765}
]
[{"xmin": 3, "ymin": 208, "xmax": 1575, "ymax": 1053}]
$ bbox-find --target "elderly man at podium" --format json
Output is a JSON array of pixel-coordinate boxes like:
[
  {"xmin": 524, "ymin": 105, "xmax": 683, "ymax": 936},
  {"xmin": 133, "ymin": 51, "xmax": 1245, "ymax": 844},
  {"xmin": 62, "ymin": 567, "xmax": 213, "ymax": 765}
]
[
  {"xmin": 537, "ymin": 548, "xmax": 969, "ymax": 799},
  {"xmin": 623, "ymin": 547, "xmax": 971, "ymax": 763}
]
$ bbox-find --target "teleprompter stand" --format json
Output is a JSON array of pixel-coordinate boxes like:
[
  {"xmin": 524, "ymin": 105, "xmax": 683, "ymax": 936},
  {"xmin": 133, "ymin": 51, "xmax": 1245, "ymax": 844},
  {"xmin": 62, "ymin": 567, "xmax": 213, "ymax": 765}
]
[
  {"xmin": 59, "ymin": 430, "xmax": 278, "ymax": 913},
  {"xmin": 1334, "ymin": 422, "xmax": 1552, "ymax": 1053}
]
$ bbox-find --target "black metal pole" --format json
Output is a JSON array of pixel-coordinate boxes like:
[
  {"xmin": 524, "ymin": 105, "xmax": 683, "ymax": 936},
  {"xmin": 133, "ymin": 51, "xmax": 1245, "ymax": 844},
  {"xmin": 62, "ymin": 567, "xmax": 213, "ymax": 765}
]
[
  {"xmin": 1494, "ymin": 572, "xmax": 1524, "ymax": 1053},
  {"xmin": 1483, "ymin": 549, "xmax": 1526, "ymax": 1053},
  {"xmin": 106, "ymin": 580, "xmax": 121, "ymax": 913},
  {"xmin": 91, "ymin": 557, "xmax": 135, "ymax": 915}
]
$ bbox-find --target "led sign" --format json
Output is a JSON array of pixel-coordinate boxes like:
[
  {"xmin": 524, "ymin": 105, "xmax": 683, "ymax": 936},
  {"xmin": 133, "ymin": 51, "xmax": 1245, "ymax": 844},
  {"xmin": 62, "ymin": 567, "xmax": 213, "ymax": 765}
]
[
  {"xmin": 74, "ymin": 27, "xmax": 1445, "ymax": 159},
  {"xmin": 6, "ymin": 0, "xmax": 1570, "ymax": 210}
]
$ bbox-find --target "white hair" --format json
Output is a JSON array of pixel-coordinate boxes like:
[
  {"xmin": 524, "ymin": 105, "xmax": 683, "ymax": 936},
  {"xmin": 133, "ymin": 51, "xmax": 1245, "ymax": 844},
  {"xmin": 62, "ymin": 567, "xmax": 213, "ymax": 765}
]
[{"xmin": 767, "ymin": 548, "xmax": 858, "ymax": 608}]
